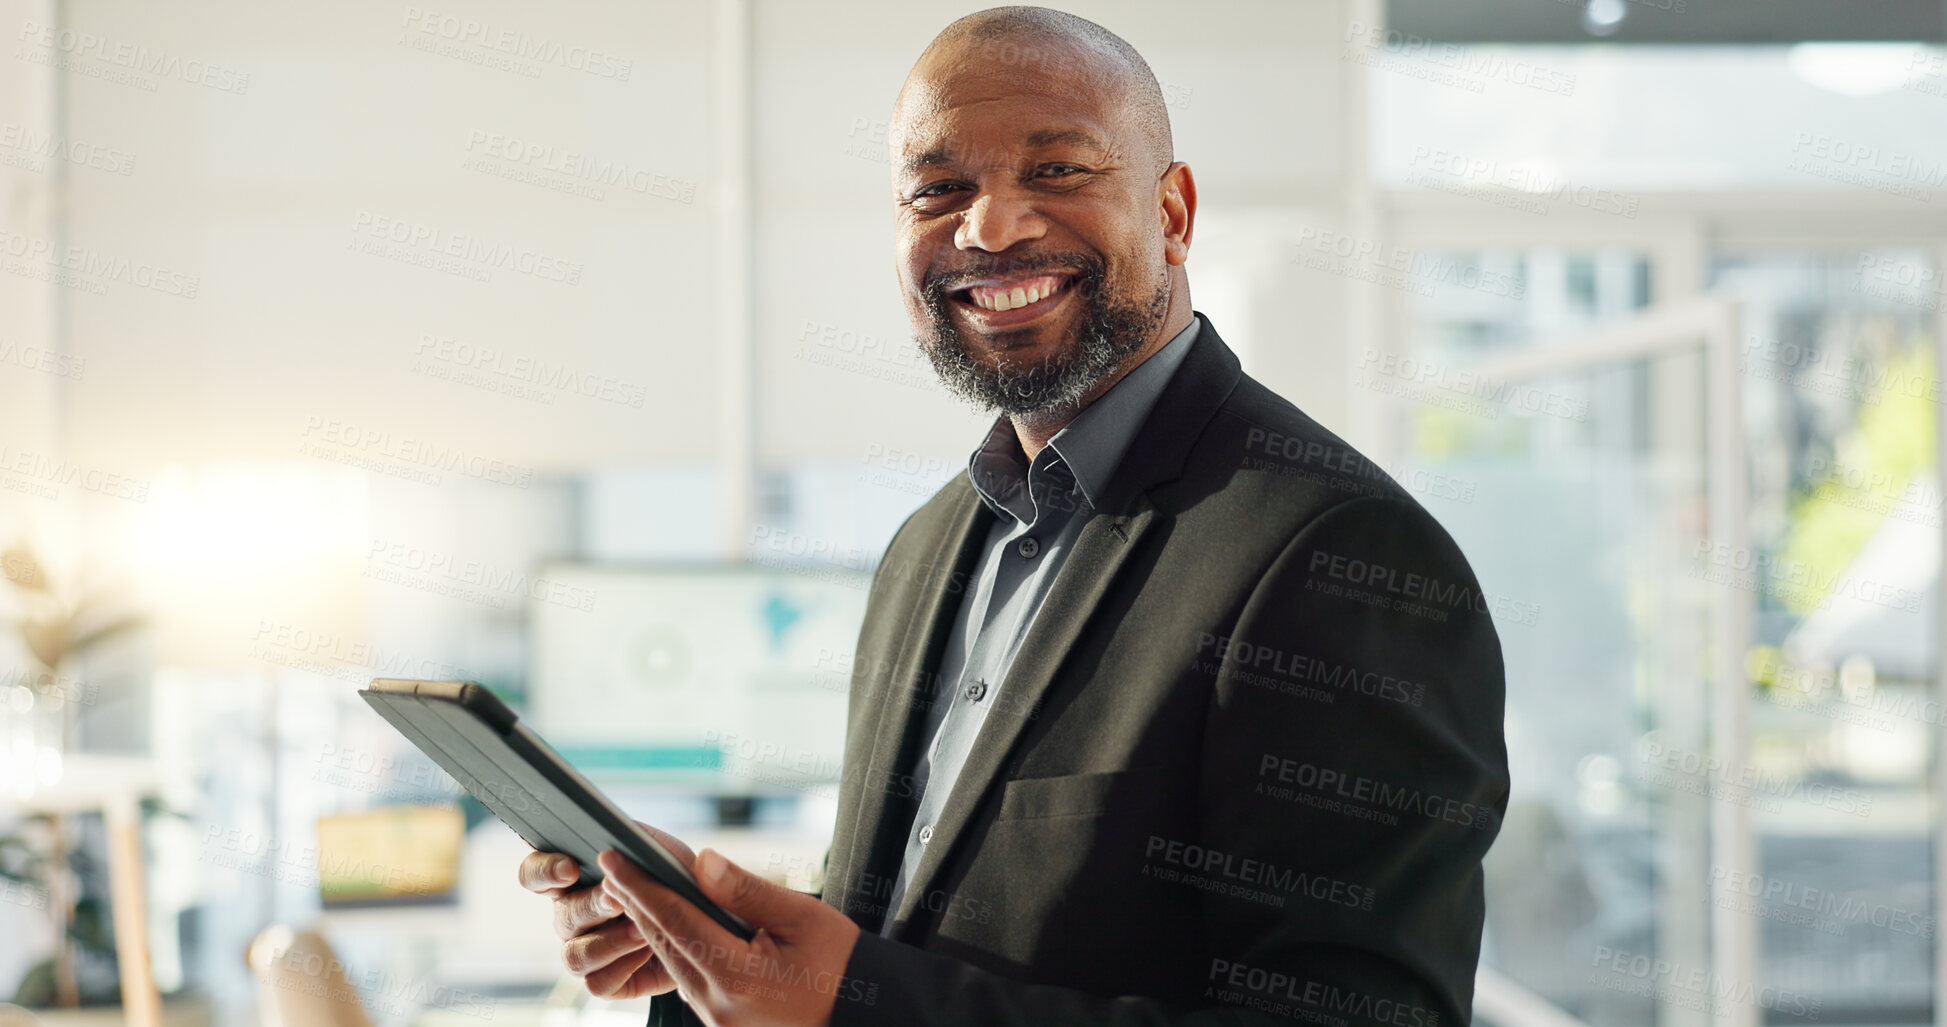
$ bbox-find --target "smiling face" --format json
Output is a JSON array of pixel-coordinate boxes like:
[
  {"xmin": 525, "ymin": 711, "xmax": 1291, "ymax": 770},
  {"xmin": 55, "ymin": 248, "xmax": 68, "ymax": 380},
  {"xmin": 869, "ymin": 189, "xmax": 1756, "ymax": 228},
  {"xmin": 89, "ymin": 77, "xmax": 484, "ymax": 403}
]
[{"xmin": 890, "ymin": 30, "xmax": 1195, "ymax": 422}]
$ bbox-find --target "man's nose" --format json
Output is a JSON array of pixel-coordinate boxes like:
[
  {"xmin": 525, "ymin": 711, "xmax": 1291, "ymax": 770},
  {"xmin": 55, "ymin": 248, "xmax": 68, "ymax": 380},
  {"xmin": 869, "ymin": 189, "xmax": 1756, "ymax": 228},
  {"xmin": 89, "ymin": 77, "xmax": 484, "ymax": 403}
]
[{"xmin": 956, "ymin": 190, "xmax": 1046, "ymax": 252}]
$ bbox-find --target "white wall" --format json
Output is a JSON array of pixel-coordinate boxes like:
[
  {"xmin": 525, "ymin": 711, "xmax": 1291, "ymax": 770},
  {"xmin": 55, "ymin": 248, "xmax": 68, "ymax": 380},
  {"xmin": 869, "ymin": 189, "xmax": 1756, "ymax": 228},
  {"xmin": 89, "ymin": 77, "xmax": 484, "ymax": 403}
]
[
  {"xmin": 51, "ymin": 0, "xmax": 717, "ymax": 472},
  {"xmin": 11, "ymin": 0, "xmax": 1358, "ymax": 488}
]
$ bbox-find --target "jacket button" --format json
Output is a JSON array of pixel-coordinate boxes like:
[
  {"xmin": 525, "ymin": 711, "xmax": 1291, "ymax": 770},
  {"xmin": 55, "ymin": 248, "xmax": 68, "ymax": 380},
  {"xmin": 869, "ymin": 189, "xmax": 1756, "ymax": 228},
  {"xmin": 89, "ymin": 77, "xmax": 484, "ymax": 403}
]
[{"xmin": 1017, "ymin": 536, "xmax": 1040, "ymax": 558}]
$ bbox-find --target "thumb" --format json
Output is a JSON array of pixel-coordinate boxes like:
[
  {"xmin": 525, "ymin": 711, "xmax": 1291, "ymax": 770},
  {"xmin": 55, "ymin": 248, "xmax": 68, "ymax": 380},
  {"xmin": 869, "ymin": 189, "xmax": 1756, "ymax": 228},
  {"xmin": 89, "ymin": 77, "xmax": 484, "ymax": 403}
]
[{"xmin": 694, "ymin": 848, "xmax": 801, "ymax": 926}]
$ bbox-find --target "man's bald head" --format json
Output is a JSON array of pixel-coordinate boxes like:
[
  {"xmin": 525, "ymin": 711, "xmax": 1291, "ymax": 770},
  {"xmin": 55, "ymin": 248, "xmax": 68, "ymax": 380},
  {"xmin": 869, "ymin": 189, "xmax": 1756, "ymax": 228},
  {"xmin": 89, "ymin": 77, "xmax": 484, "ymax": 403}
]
[{"xmin": 894, "ymin": 6, "xmax": 1174, "ymax": 177}]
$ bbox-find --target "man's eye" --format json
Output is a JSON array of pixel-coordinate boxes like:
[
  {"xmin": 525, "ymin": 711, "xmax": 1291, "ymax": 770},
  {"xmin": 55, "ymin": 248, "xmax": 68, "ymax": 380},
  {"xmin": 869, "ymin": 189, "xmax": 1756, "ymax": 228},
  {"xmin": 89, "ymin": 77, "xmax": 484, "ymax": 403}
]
[
  {"xmin": 914, "ymin": 182, "xmax": 962, "ymax": 199},
  {"xmin": 1039, "ymin": 164, "xmax": 1081, "ymax": 178}
]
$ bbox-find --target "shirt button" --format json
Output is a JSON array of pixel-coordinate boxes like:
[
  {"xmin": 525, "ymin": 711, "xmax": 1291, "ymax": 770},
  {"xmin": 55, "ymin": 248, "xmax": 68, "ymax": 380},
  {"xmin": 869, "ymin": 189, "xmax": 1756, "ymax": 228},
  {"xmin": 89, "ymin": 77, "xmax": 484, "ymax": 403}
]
[
  {"xmin": 1017, "ymin": 536, "xmax": 1040, "ymax": 558},
  {"xmin": 918, "ymin": 825, "xmax": 933, "ymax": 844},
  {"xmin": 965, "ymin": 680, "xmax": 987, "ymax": 701}
]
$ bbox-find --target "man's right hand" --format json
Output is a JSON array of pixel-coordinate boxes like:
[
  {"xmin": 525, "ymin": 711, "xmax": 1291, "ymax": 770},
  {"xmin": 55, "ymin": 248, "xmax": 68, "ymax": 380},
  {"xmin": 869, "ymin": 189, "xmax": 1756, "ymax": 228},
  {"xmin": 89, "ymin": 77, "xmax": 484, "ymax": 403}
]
[{"xmin": 518, "ymin": 821, "xmax": 698, "ymax": 999}]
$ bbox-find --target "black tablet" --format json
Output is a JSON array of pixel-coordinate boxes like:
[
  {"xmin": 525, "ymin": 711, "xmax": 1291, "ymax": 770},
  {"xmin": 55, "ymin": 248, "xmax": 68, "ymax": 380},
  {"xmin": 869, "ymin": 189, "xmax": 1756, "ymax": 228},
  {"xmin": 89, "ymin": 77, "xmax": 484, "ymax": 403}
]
[{"xmin": 357, "ymin": 678, "xmax": 755, "ymax": 940}]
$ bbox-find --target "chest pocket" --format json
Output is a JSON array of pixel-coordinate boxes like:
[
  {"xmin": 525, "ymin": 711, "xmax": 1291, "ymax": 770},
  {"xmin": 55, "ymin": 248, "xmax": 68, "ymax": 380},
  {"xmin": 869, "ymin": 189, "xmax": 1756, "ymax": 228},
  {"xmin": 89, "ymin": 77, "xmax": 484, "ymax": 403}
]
[{"xmin": 994, "ymin": 766, "xmax": 1174, "ymax": 821}]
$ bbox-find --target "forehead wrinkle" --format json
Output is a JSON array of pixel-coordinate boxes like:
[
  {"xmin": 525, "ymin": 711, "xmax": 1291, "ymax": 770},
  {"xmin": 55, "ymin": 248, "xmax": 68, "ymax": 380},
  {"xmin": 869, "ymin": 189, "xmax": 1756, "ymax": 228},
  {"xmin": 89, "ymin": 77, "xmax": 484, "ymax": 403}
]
[
  {"xmin": 894, "ymin": 97, "xmax": 1118, "ymax": 179},
  {"xmin": 896, "ymin": 130, "xmax": 1119, "ymax": 180}
]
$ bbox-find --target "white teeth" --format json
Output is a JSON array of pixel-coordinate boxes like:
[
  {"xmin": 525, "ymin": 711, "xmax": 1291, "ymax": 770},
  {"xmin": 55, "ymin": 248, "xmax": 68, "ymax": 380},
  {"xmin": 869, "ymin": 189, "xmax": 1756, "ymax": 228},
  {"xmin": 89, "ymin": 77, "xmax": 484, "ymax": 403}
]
[{"xmin": 970, "ymin": 278, "xmax": 1061, "ymax": 311}]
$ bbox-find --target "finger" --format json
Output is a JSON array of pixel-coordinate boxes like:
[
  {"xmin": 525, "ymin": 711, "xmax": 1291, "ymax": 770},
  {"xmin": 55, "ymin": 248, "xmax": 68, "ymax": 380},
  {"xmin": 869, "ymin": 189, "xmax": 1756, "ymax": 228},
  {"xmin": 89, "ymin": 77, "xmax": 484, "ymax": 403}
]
[
  {"xmin": 553, "ymin": 883, "xmax": 623, "ymax": 940},
  {"xmin": 519, "ymin": 850, "xmax": 581, "ymax": 894},
  {"xmin": 582, "ymin": 945, "xmax": 662, "ymax": 999},
  {"xmin": 692, "ymin": 848, "xmax": 799, "ymax": 928},
  {"xmin": 599, "ymin": 850, "xmax": 743, "ymax": 957},
  {"xmin": 562, "ymin": 918, "xmax": 647, "ymax": 977},
  {"xmin": 623, "ymin": 898, "xmax": 713, "ymax": 1007},
  {"xmin": 636, "ymin": 821, "xmax": 697, "ymax": 865}
]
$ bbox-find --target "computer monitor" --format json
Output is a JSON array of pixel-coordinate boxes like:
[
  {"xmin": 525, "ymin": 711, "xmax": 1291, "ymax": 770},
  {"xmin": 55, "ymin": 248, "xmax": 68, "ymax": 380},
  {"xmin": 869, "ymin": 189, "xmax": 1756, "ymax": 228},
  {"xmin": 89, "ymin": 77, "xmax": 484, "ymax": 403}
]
[
  {"xmin": 317, "ymin": 804, "xmax": 464, "ymax": 907},
  {"xmin": 528, "ymin": 564, "xmax": 870, "ymax": 796}
]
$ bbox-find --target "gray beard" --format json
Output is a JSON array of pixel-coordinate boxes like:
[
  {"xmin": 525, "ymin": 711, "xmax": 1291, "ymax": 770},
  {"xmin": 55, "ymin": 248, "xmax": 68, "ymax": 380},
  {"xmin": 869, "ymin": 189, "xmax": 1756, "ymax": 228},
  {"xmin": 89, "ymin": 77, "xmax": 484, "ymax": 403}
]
[{"xmin": 916, "ymin": 267, "xmax": 1170, "ymax": 421}]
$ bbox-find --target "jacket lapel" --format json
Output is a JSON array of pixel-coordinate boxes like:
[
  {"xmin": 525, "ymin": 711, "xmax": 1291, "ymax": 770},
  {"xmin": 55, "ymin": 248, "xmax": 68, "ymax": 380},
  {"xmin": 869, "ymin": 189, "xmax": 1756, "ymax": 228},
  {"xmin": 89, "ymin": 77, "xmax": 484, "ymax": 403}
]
[{"xmin": 884, "ymin": 313, "xmax": 1245, "ymax": 936}]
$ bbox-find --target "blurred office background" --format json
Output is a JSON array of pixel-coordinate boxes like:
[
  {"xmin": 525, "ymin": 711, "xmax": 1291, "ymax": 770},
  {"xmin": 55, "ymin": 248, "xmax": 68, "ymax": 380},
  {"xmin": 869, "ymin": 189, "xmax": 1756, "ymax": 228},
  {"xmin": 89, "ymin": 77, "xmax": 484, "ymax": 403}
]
[{"xmin": 3, "ymin": 1, "xmax": 1946, "ymax": 1026}]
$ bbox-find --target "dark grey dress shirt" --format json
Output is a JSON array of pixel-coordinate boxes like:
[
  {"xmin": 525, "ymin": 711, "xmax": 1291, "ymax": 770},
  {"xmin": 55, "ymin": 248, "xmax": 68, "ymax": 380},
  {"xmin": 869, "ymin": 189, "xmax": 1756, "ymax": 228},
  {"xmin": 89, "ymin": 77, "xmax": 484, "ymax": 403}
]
[{"xmin": 877, "ymin": 316, "xmax": 1202, "ymax": 933}]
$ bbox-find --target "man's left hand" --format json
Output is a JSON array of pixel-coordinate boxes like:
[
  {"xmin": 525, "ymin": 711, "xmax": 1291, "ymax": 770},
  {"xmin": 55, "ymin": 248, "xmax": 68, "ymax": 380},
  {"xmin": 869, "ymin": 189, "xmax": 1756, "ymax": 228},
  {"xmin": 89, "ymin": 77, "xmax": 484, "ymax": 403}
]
[{"xmin": 597, "ymin": 848, "xmax": 862, "ymax": 1027}]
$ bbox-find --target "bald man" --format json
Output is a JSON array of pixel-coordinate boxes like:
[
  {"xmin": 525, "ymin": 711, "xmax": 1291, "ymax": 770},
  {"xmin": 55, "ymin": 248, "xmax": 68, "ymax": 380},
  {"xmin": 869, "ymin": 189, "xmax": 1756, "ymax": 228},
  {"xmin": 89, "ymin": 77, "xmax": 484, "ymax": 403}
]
[{"xmin": 522, "ymin": 8, "xmax": 1508, "ymax": 1027}]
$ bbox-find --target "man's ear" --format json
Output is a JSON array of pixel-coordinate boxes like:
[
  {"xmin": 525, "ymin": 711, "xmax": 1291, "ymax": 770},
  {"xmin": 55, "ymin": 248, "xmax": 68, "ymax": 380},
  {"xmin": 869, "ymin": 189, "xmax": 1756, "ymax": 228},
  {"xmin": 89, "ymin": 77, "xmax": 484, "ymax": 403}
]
[{"xmin": 1160, "ymin": 161, "xmax": 1197, "ymax": 267}]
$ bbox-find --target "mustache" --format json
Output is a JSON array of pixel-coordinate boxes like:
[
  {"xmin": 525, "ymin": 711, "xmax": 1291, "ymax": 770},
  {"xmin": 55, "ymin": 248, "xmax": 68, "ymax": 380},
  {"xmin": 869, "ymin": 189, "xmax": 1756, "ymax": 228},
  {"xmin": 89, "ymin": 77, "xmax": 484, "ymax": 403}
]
[{"xmin": 921, "ymin": 252, "xmax": 1106, "ymax": 299}]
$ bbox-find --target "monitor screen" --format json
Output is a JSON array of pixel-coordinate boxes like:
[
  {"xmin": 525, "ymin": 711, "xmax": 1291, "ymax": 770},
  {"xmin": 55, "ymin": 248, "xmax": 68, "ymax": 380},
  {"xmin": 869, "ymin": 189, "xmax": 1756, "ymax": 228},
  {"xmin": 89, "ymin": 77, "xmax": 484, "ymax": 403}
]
[
  {"xmin": 317, "ymin": 803, "xmax": 464, "ymax": 906},
  {"xmin": 529, "ymin": 565, "xmax": 870, "ymax": 794}
]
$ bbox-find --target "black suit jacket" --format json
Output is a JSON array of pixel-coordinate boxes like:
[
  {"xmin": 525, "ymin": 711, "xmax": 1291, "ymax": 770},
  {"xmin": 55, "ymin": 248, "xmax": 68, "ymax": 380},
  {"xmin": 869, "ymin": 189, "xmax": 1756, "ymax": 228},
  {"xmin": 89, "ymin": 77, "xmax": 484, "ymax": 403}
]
[{"xmin": 652, "ymin": 313, "xmax": 1508, "ymax": 1027}]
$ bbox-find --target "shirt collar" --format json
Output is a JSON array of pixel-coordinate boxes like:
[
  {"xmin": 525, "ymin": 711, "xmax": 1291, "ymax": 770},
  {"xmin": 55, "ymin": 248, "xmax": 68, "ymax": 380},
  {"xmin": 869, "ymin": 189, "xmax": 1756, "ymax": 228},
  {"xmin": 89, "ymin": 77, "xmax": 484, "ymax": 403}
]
[{"xmin": 965, "ymin": 315, "xmax": 1203, "ymax": 523}]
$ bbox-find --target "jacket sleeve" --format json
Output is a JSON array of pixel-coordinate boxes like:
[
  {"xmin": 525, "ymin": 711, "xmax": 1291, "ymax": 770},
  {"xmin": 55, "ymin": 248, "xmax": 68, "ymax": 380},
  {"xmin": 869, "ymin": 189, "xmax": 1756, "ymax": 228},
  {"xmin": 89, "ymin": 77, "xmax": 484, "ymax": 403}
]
[{"xmin": 826, "ymin": 495, "xmax": 1510, "ymax": 1027}]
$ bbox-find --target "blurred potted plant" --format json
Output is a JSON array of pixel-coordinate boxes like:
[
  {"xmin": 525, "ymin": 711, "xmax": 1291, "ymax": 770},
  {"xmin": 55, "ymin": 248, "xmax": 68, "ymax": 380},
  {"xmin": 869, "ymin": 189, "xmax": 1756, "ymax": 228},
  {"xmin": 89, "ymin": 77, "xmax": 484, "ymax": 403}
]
[{"xmin": 0, "ymin": 546, "xmax": 143, "ymax": 1007}]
